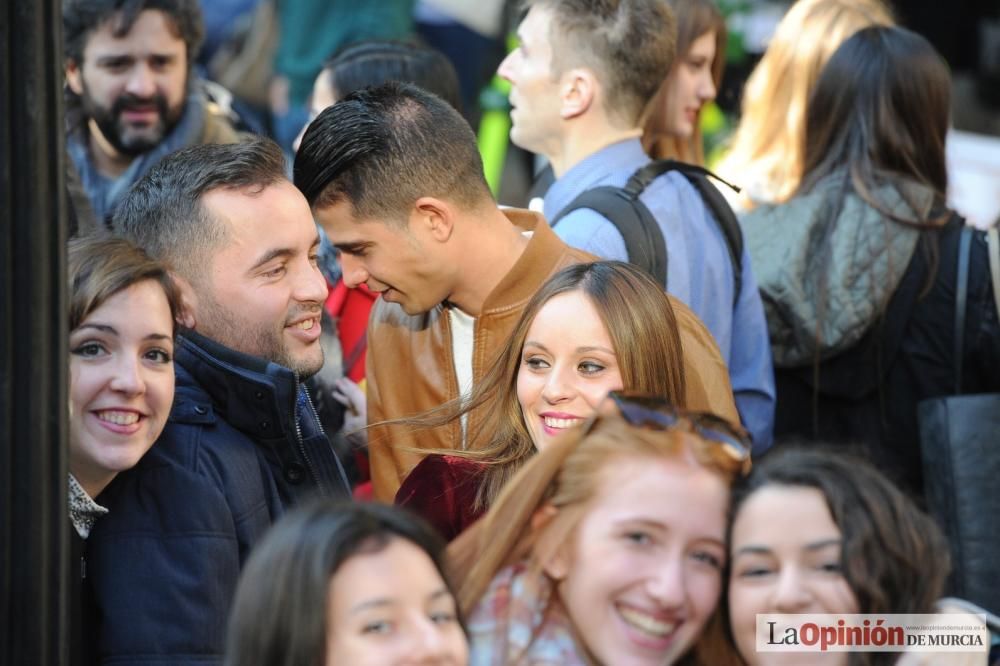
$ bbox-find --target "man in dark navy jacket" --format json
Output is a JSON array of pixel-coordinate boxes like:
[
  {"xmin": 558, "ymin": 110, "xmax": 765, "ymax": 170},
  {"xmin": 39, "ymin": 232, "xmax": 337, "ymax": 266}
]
[{"xmin": 88, "ymin": 136, "xmax": 351, "ymax": 664}]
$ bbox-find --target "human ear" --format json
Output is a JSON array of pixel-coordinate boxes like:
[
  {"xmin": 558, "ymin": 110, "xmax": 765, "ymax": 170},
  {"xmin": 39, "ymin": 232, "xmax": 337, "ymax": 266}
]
[
  {"xmin": 170, "ymin": 272, "xmax": 198, "ymax": 329},
  {"xmin": 532, "ymin": 505, "xmax": 570, "ymax": 580},
  {"xmin": 66, "ymin": 59, "xmax": 84, "ymax": 96},
  {"xmin": 412, "ymin": 197, "xmax": 454, "ymax": 243},
  {"xmin": 560, "ymin": 69, "xmax": 596, "ymax": 119}
]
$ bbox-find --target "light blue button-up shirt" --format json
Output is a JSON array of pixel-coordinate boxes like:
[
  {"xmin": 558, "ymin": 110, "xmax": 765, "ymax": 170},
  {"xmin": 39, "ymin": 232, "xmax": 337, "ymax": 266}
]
[{"xmin": 543, "ymin": 138, "xmax": 775, "ymax": 451}]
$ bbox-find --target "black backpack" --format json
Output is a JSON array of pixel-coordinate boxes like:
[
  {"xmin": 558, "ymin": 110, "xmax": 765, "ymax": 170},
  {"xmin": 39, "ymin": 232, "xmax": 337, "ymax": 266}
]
[{"xmin": 547, "ymin": 160, "xmax": 744, "ymax": 304}]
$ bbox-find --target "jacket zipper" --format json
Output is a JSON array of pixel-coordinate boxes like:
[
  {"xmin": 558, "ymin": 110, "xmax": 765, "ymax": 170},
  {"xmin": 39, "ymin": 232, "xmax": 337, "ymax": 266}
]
[{"xmin": 292, "ymin": 375, "xmax": 327, "ymax": 494}]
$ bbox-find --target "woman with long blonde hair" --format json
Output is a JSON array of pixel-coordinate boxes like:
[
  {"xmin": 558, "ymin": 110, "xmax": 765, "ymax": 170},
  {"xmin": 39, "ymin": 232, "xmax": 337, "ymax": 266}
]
[
  {"xmin": 716, "ymin": 0, "xmax": 893, "ymax": 209},
  {"xmin": 449, "ymin": 392, "xmax": 751, "ymax": 664},
  {"xmin": 394, "ymin": 261, "xmax": 689, "ymax": 541},
  {"xmin": 642, "ymin": 0, "xmax": 728, "ymax": 164}
]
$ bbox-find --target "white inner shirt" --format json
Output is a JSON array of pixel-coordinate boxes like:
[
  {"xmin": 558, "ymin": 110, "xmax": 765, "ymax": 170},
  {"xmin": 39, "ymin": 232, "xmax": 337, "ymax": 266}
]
[{"xmin": 448, "ymin": 305, "xmax": 476, "ymax": 448}]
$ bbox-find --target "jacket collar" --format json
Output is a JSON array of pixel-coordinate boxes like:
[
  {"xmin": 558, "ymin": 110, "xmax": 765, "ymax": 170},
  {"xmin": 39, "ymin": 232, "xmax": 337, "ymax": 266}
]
[
  {"xmin": 480, "ymin": 208, "xmax": 579, "ymax": 315},
  {"xmin": 173, "ymin": 329, "xmax": 300, "ymax": 439}
]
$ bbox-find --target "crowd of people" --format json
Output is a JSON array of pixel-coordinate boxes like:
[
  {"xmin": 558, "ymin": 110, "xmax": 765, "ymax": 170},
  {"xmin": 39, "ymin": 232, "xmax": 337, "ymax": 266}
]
[{"xmin": 61, "ymin": 0, "xmax": 999, "ymax": 664}]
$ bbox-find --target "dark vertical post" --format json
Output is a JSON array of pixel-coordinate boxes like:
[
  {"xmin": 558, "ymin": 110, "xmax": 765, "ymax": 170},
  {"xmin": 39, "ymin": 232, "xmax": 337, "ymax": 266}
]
[{"xmin": 1, "ymin": 0, "xmax": 70, "ymax": 664}]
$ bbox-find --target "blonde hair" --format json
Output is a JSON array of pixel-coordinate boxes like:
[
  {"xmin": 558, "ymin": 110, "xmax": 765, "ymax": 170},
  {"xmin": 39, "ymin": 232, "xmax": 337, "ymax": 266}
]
[
  {"xmin": 393, "ymin": 261, "xmax": 686, "ymax": 510},
  {"xmin": 642, "ymin": 0, "xmax": 727, "ymax": 164},
  {"xmin": 717, "ymin": 0, "xmax": 894, "ymax": 207},
  {"xmin": 449, "ymin": 415, "xmax": 740, "ymax": 615}
]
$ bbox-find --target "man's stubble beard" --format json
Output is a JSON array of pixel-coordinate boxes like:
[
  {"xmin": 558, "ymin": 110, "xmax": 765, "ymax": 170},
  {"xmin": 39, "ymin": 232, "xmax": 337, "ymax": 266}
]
[{"xmin": 193, "ymin": 288, "xmax": 325, "ymax": 379}]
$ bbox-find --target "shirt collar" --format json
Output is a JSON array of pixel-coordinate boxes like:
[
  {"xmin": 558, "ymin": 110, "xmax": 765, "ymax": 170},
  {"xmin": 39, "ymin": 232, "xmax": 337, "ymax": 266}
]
[
  {"xmin": 68, "ymin": 474, "xmax": 108, "ymax": 539},
  {"xmin": 543, "ymin": 138, "xmax": 648, "ymax": 220}
]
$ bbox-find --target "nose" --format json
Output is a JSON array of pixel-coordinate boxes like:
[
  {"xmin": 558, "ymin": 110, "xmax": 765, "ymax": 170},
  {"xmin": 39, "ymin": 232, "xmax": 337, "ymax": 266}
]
[
  {"xmin": 110, "ymin": 354, "xmax": 146, "ymax": 396},
  {"xmin": 338, "ymin": 253, "xmax": 369, "ymax": 290},
  {"xmin": 295, "ymin": 258, "xmax": 330, "ymax": 303},
  {"xmin": 124, "ymin": 62, "xmax": 156, "ymax": 98},
  {"xmin": 540, "ymin": 365, "xmax": 575, "ymax": 404},
  {"xmin": 772, "ymin": 566, "xmax": 812, "ymax": 613},
  {"xmin": 645, "ymin": 552, "xmax": 688, "ymax": 610},
  {"xmin": 497, "ymin": 50, "xmax": 518, "ymax": 83},
  {"xmin": 406, "ymin": 617, "xmax": 453, "ymax": 664},
  {"xmin": 699, "ymin": 71, "xmax": 717, "ymax": 103}
]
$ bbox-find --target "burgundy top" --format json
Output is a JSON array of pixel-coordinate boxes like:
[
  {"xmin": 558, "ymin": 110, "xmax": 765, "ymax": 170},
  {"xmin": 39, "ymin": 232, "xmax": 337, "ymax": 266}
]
[{"xmin": 395, "ymin": 454, "xmax": 486, "ymax": 542}]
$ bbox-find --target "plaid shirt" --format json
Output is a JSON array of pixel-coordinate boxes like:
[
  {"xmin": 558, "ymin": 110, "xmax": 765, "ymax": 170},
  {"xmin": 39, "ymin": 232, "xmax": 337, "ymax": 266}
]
[{"xmin": 467, "ymin": 561, "xmax": 589, "ymax": 665}]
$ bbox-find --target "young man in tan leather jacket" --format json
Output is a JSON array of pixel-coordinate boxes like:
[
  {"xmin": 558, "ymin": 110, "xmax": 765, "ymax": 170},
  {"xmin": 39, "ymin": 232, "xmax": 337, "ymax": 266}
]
[{"xmin": 294, "ymin": 82, "xmax": 738, "ymax": 501}]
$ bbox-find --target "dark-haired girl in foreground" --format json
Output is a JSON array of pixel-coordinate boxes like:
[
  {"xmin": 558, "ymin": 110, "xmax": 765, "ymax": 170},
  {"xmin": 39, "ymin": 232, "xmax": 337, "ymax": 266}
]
[
  {"xmin": 225, "ymin": 501, "xmax": 469, "ymax": 666},
  {"xmin": 725, "ymin": 446, "xmax": 989, "ymax": 666}
]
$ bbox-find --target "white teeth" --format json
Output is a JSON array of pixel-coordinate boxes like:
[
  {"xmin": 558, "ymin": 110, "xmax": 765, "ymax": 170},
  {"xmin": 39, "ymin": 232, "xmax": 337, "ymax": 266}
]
[
  {"xmin": 294, "ymin": 319, "xmax": 315, "ymax": 330},
  {"xmin": 96, "ymin": 410, "xmax": 140, "ymax": 425},
  {"xmin": 543, "ymin": 416, "xmax": 582, "ymax": 429},
  {"xmin": 618, "ymin": 606, "xmax": 677, "ymax": 638}
]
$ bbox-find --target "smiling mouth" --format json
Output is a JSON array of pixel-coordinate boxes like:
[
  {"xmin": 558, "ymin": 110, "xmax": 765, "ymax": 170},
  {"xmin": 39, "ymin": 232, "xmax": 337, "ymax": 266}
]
[
  {"xmin": 96, "ymin": 410, "xmax": 141, "ymax": 426},
  {"xmin": 618, "ymin": 604, "xmax": 679, "ymax": 640},
  {"xmin": 542, "ymin": 415, "xmax": 583, "ymax": 430},
  {"xmin": 290, "ymin": 318, "xmax": 317, "ymax": 331}
]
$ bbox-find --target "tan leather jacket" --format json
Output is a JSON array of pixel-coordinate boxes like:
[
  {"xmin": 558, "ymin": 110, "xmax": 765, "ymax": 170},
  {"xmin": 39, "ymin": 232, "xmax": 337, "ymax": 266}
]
[{"xmin": 366, "ymin": 208, "xmax": 737, "ymax": 500}]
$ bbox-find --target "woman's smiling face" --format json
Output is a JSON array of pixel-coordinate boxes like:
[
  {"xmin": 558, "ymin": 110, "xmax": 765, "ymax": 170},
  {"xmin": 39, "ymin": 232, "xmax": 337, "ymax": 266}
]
[
  {"xmin": 545, "ymin": 453, "xmax": 729, "ymax": 665},
  {"xmin": 516, "ymin": 290, "xmax": 624, "ymax": 450}
]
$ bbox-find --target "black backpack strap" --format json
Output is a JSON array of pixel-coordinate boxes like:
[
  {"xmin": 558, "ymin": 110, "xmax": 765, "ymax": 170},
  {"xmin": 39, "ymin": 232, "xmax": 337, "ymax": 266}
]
[
  {"xmin": 642, "ymin": 160, "xmax": 746, "ymax": 305},
  {"xmin": 551, "ymin": 185, "xmax": 668, "ymax": 285}
]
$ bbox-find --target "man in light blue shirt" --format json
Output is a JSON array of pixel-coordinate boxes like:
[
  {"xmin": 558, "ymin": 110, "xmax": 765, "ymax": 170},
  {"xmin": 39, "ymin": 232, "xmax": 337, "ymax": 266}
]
[{"xmin": 497, "ymin": 0, "xmax": 775, "ymax": 449}]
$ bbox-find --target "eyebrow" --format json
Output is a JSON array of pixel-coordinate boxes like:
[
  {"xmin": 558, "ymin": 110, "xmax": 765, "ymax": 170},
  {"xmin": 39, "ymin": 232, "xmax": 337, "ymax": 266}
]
[
  {"xmin": 522, "ymin": 341, "xmax": 616, "ymax": 355},
  {"xmin": 249, "ymin": 248, "xmax": 294, "ymax": 273},
  {"xmin": 734, "ymin": 539, "xmax": 842, "ymax": 557},
  {"xmin": 75, "ymin": 323, "xmax": 172, "ymax": 342},
  {"xmin": 348, "ymin": 587, "xmax": 451, "ymax": 615},
  {"xmin": 335, "ymin": 241, "xmax": 373, "ymax": 255}
]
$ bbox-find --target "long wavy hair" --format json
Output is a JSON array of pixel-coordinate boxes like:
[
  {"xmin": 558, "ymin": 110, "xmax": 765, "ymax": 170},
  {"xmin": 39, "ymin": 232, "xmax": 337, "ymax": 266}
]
[
  {"xmin": 394, "ymin": 261, "xmax": 686, "ymax": 510},
  {"xmin": 721, "ymin": 447, "xmax": 949, "ymax": 666},
  {"xmin": 448, "ymin": 412, "xmax": 742, "ymax": 663},
  {"xmin": 717, "ymin": 0, "xmax": 894, "ymax": 207},
  {"xmin": 641, "ymin": 0, "xmax": 727, "ymax": 164}
]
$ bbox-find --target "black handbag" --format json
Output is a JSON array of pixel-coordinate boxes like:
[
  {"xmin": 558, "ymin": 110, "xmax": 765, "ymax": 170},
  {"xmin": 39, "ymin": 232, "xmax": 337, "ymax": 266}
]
[{"xmin": 918, "ymin": 225, "xmax": 1000, "ymax": 616}]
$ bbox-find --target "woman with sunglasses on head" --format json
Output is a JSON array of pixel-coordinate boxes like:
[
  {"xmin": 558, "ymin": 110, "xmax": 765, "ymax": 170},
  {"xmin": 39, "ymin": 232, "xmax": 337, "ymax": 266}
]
[
  {"xmin": 724, "ymin": 446, "xmax": 980, "ymax": 666},
  {"xmin": 642, "ymin": 0, "xmax": 727, "ymax": 165},
  {"xmin": 225, "ymin": 501, "xmax": 469, "ymax": 666},
  {"xmin": 394, "ymin": 261, "xmax": 735, "ymax": 541},
  {"xmin": 448, "ymin": 392, "xmax": 751, "ymax": 665},
  {"xmin": 68, "ymin": 235, "xmax": 181, "ymax": 665}
]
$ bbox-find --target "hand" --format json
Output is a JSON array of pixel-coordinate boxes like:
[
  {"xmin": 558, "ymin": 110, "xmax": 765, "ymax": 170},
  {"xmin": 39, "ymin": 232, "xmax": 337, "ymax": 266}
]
[
  {"xmin": 268, "ymin": 75, "xmax": 290, "ymax": 115},
  {"xmin": 332, "ymin": 377, "xmax": 367, "ymax": 448}
]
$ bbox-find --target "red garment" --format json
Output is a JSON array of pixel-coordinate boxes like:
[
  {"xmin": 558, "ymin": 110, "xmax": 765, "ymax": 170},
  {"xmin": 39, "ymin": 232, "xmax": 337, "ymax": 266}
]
[
  {"xmin": 395, "ymin": 455, "xmax": 486, "ymax": 542},
  {"xmin": 324, "ymin": 279, "xmax": 377, "ymax": 383}
]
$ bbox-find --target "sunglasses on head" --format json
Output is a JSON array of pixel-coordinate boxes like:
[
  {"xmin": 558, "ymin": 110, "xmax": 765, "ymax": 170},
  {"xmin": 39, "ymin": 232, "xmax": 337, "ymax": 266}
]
[{"xmin": 600, "ymin": 391, "xmax": 752, "ymax": 476}]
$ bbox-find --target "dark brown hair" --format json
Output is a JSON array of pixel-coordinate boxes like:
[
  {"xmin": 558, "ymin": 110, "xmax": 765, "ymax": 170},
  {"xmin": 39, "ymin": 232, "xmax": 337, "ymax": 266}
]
[
  {"xmin": 226, "ymin": 501, "xmax": 466, "ymax": 666},
  {"xmin": 727, "ymin": 446, "xmax": 949, "ymax": 665},
  {"xmin": 69, "ymin": 235, "xmax": 182, "ymax": 335},
  {"xmin": 799, "ymin": 26, "xmax": 951, "ymax": 214},
  {"xmin": 295, "ymin": 82, "xmax": 491, "ymax": 225}
]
